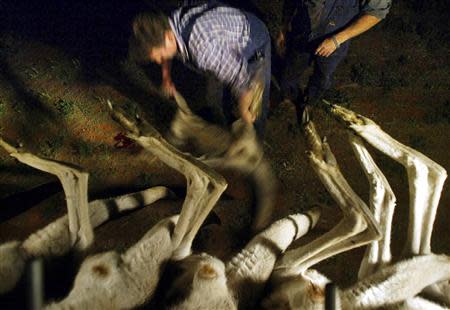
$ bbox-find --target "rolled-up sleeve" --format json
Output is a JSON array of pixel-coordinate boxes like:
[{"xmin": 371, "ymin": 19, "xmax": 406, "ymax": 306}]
[
  {"xmin": 361, "ymin": 0, "xmax": 391, "ymax": 20},
  {"xmin": 194, "ymin": 40, "xmax": 251, "ymax": 97}
]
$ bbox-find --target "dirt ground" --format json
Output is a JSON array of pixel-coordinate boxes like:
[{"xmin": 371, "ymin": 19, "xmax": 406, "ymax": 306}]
[{"xmin": 0, "ymin": 0, "xmax": 449, "ymax": 308}]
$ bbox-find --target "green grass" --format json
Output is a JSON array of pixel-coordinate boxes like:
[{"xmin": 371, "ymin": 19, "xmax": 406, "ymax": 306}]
[
  {"xmin": 409, "ymin": 134, "xmax": 427, "ymax": 151},
  {"xmin": 37, "ymin": 91, "xmax": 52, "ymax": 103},
  {"xmin": 380, "ymin": 69, "xmax": 409, "ymax": 93},
  {"xmin": 0, "ymin": 99, "xmax": 5, "ymax": 117},
  {"xmin": 26, "ymin": 66, "xmax": 40, "ymax": 80},
  {"xmin": 424, "ymin": 100, "xmax": 450, "ymax": 124},
  {"xmin": 40, "ymin": 135, "xmax": 65, "ymax": 157},
  {"xmin": 440, "ymin": 100, "xmax": 450, "ymax": 123},
  {"xmin": 316, "ymin": 188, "xmax": 336, "ymax": 206},
  {"xmin": 96, "ymin": 144, "xmax": 112, "ymax": 161},
  {"xmin": 383, "ymin": 15, "xmax": 416, "ymax": 35},
  {"xmin": 350, "ymin": 63, "xmax": 380, "ymax": 87},
  {"xmin": 323, "ymin": 88, "xmax": 353, "ymax": 108},
  {"xmin": 55, "ymin": 99, "xmax": 75, "ymax": 117},
  {"xmin": 137, "ymin": 173, "xmax": 155, "ymax": 188},
  {"xmin": 377, "ymin": 154, "xmax": 404, "ymax": 177},
  {"xmin": 72, "ymin": 141, "xmax": 95, "ymax": 158},
  {"xmin": 410, "ymin": 1, "xmax": 450, "ymax": 50},
  {"xmin": 72, "ymin": 142, "xmax": 114, "ymax": 160},
  {"xmin": 11, "ymin": 101, "xmax": 23, "ymax": 114},
  {"xmin": 287, "ymin": 121, "xmax": 302, "ymax": 138}
]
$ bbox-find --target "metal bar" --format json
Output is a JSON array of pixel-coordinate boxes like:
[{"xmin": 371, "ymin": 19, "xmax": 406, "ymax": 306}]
[{"xmin": 26, "ymin": 258, "xmax": 44, "ymax": 310}]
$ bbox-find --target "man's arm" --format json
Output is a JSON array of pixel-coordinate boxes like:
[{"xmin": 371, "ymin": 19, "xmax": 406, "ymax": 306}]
[
  {"xmin": 316, "ymin": 0, "xmax": 391, "ymax": 57},
  {"xmin": 238, "ymin": 88, "xmax": 256, "ymax": 124},
  {"xmin": 315, "ymin": 14, "xmax": 381, "ymax": 57},
  {"xmin": 334, "ymin": 14, "xmax": 381, "ymax": 46},
  {"xmin": 161, "ymin": 60, "xmax": 176, "ymax": 97},
  {"xmin": 195, "ymin": 41, "xmax": 257, "ymax": 123}
]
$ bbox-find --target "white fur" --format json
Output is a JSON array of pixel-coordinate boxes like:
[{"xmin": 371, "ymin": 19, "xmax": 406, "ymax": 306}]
[{"xmin": 46, "ymin": 216, "xmax": 177, "ymax": 309}]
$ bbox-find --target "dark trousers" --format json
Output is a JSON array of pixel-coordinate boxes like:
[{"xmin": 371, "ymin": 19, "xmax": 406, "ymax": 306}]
[
  {"xmin": 279, "ymin": 0, "xmax": 358, "ymax": 105},
  {"xmin": 280, "ymin": 38, "xmax": 349, "ymax": 105}
]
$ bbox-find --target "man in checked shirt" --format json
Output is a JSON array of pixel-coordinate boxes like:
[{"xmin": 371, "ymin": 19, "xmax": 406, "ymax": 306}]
[{"xmin": 129, "ymin": 1, "xmax": 271, "ymax": 138}]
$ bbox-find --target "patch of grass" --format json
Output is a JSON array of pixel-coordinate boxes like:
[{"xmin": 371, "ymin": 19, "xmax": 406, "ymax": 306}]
[
  {"xmin": 392, "ymin": 1, "xmax": 450, "ymax": 51},
  {"xmin": 409, "ymin": 0, "xmax": 448, "ymax": 11},
  {"xmin": 73, "ymin": 141, "xmax": 95, "ymax": 158},
  {"xmin": 48, "ymin": 59, "xmax": 79, "ymax": 85},
  {"xmin": 96, "ymin": 144, "xmax": 112, "ymax": 161},
  {"xmin": 72, "ymin": 58, "xmax": 81, "ymax": 69},
  {"xmin": 136, "ymin": 171, "xmax": 169, "ymax": 188},
  {"xmin": 25, "ymin": 66, "xmax": 40, "ymax": 80},
  {"xmin": 287, "ymin": 122, "xmax": 302, "ymax": 138},
  {"xmin": 121, "ymin": 100, "xmax": 141, "ymax": 119},
  {"xmin": 89, "ymin": 169, "xmax": 102, "ymax": 183},
  {"xmin": 93, "ymin": 95, "xmax": 105, "ymax": 104},
  {"xmin": 396, "ymin": 54, "xmax": 409, "ymax": 66},
  {"xmin": 41, "ymin": 195, "xmax": 65, "ymax": 221},
  {"xmin": 0, "ymin": 100, "xmax": 5, "ymax": 116},
  {"xmin": 350, "ymin": 63, "xmax": 380, "ymax": 87},
  {"xmin": 383, "ymin": 15, "xmax": 416, "ymax": 35},
  {"xmin": 40, "ymin": 135, "xmax": 65, "ymax": 157},
  {"xmin": 316, "ymin": 189, "xmax": 335, "ymax": 206},
  {"xmin": 424, "ymin": 100, "xmax": 450, "ymax": 124},
  {"xmin": 12, "ymin": 101, "xmax": 23, "ymax": 113},
  {"xmin": 55, "ymin": 99, "xmax": 75, "ymax": 116},
  {"xmin": 439, "ymin": 100, "xmax": 450, "ymax": 123},
  {"xmin": 37, "ymin": 91, "xmax": 52, "ymax": 103},
  {"xmin": 380, "ymin": 69, "xmax": 409, "ymax": 93},
  {"xmin": 137, "ymin": 173, "xmax": 154, "ymax": 188},
  {"xmin": 323, "ymin": 88, "xmax": 353, "ymax": 108},
  {"xmin": 409, "ymin": 135, "xmax": 427, "ymax": 151},
  {"xmin": 377, "ymin": 155, "xmax": 403, "ymax": 177},
  {"xmin": 379, "ymin": 54, "xmax": 412, "ymax": 92},
  {"xmin": 414, "ymin": 12, "xmax": 449, "ymax": 50}
]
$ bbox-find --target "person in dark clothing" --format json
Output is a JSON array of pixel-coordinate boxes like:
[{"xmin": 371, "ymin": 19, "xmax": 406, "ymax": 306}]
[{"xmin": 275, "ymin": 0, "xmax": 391, "ymax": 113}]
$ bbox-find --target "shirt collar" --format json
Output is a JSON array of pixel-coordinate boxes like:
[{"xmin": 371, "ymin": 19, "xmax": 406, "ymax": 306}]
[{"xmin": 169, "ymin": 13, "xmax": 189, "ymax": 62}]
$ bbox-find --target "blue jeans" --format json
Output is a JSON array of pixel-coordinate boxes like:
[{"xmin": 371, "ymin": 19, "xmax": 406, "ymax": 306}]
[{"xmin": 280, "ymin": 39, "xmax": 349, "ymax": 104}]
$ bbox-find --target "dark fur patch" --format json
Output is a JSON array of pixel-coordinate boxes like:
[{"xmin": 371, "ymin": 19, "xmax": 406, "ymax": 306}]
[
  {"xmin": 92, "ymin": 264, "xmax": 109, "ymax": 277},
  {"xmin": 309, "ymin": 282, "xmax": 325, "ymax": 301}
]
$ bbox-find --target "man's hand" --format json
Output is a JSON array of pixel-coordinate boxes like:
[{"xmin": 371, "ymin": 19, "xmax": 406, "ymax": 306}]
[
  {"xmin": 275, "ymin": 30, "xmax": 286, "ymax": 57},
  {"xmin": 315, "ymin": 37, "xmax": 338, "ymax": 57},
  {"xmin": 239, "ymin": 89, "xmax": 256, "ymax": 124},
  {"xmin": 161, "ymin": 60, "xmax": 176, "ymax": 98},
  {"xmin": 315, "ymin": 14, "xmax": 381, "ymax": 58},
  {"xmin": 161, "ymin": 79, "xmax": 176, "ymax": 98}
]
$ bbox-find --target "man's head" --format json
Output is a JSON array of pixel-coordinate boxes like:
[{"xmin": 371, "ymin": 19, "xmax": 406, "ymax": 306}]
[{"xmin": 130, "ymin": 11, "xmax": 178, "ymax": 64}]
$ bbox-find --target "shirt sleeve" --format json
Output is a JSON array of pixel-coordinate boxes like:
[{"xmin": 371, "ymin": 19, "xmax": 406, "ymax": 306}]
[
  {"xmin": 361, "ymin": 0, "xmax": 392, "ymax": 20},
  {"xmin": 193, "ymin": 40, "xmax": 251, "ymax": 97}
]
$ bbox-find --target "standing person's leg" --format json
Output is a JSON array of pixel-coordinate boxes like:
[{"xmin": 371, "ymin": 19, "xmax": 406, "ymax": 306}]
[
  {"xmin": 279, "ymin": 45, "xmax": 311, "ymax": 106},
  {"xmin": 279, "ymin": 44, "xmax": 312, "ymax": 121},
  {"xmin": 306, "ymin": 42, "xmax": 350, "ymax": 104},
  {"xmin": 278, "ymin": 5, "xmax": 313, "ymax": 108}
]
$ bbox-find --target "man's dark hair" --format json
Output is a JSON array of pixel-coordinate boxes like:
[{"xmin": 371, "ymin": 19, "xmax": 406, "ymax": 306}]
[{"xmin": 129, "ymin": 11, "xmax": 171, "ymax": 63}]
